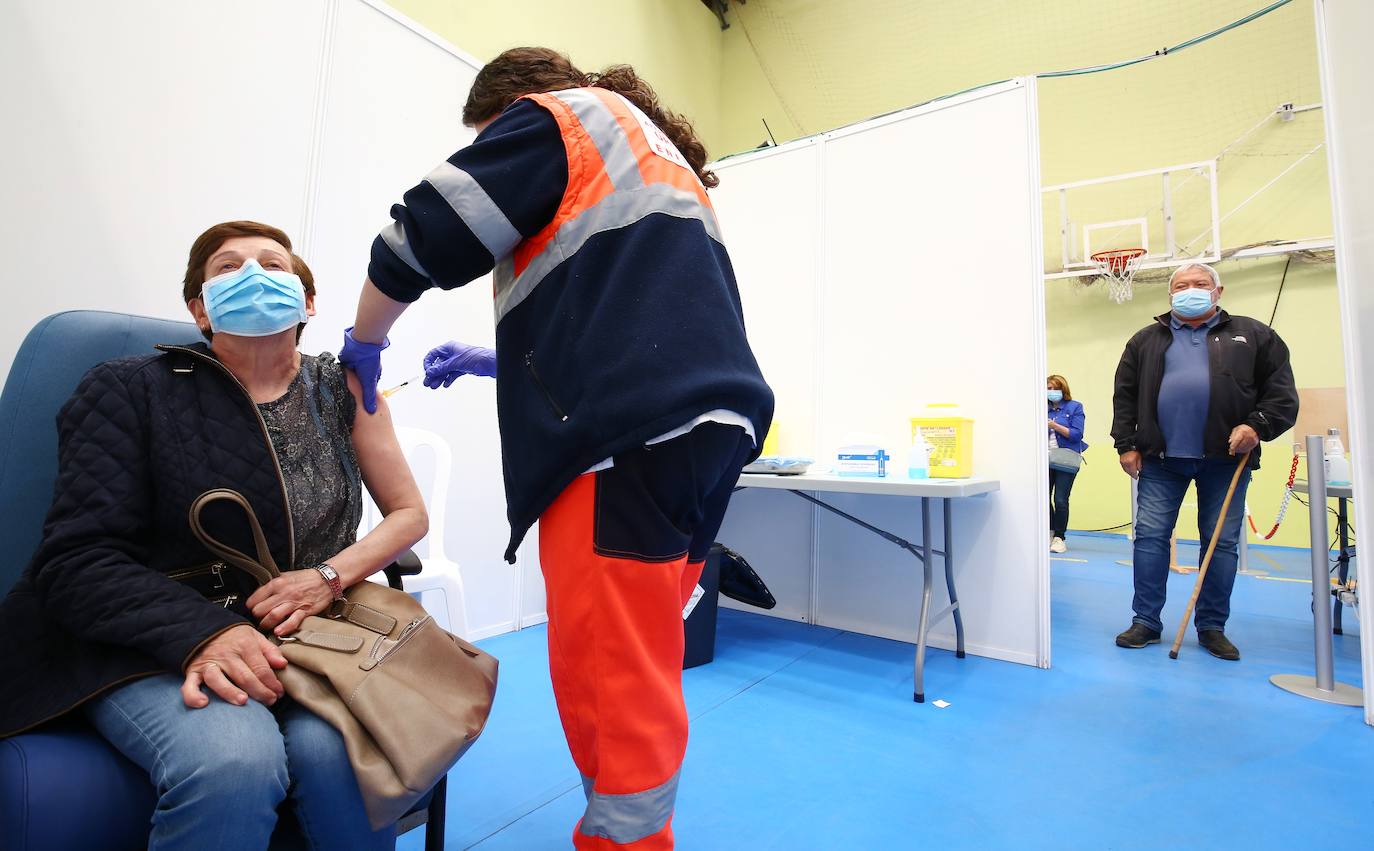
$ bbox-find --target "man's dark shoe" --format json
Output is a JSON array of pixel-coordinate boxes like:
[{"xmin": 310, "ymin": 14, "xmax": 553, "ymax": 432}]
[
  {"xmin": 1198, "ymin": 629, "xmax": 1240, "ymax": 661},
  {"xmin": 1115, "ymin": 623, "xmax": 1161, "ymax": 648}
]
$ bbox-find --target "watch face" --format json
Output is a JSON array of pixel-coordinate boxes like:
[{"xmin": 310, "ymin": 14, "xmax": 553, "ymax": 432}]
[{"xmin": 319, "ymin": 564, "xmax": 339, "ymax": 581}]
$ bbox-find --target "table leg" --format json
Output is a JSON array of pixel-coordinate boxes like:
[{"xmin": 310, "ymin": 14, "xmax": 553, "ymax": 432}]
[
  {"xmin": 1334, "ymin": 497, "xmax": 1349, "ymax": 635},
  {"xmin": 914, "ymin": 496, "xmax": 934, "ymax": 703},
  {"xmin": 942, "ymin": 498, "xmax": 965, "ymax": 659},
  {"xmin": 779, "ymin": 487, "xmax": 961, "ymax": 705}
]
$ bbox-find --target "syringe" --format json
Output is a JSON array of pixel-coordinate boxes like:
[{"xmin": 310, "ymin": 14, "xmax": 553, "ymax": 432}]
[{"xmin": 382, "ymin": 375, "xmax": 423, "ymax": 398}]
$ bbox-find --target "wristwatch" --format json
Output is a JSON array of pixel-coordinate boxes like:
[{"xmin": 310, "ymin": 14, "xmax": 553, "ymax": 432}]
[{"xmin": 313, "ymin": 563, "xmax": 345, "ymax": 601}]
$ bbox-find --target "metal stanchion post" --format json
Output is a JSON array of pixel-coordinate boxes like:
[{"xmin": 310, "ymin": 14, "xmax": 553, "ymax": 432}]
[
  {"xmin": 1117, "ymin": 477, "xmax": 1140, "ymax": 568},
  {"xmin": 1129, "ymin": 476, "xmax": 1138, "ymax": 542},
  {"xmin": 1269, "ymin": 435, "xmax": 1362, "ymax": 706}
]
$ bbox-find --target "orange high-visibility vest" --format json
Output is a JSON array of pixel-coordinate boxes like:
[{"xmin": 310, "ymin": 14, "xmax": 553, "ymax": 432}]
[{"xmin": 492, "ymin": 87, "xmax": 721, "ymax": 324}]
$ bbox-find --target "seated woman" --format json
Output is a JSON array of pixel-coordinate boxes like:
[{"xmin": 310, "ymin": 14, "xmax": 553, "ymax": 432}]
[{"xmin": 0, "ymin": 221, "xmax": 427, "ymax": 849}]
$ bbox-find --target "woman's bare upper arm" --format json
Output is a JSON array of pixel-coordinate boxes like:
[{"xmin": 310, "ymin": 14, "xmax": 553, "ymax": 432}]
[{"xmin": 344, "ymin": 369, "xmax": 425, "ymax": 515}]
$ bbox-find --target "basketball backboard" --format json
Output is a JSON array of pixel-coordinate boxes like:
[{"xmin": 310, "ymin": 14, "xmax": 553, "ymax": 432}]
[{"xmin": 1042, "ymin": 159, "xmax": 1221, "ymax": 280}]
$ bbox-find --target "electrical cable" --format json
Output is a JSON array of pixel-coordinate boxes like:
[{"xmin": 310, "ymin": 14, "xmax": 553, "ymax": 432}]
[
  {"xmin": 1291, "ymin": 492, "xmax": 1348, "ymax": 532},
  {"xmin": 934, "ymin": 2, "xmax": 1296, "ymax": 103},
  {"xmin": 1037, "ymin": 0, "xmax": 1295, "ymax": 79},
  {"xmin": 1078, "ymin": 521, "xmax": 1133, "ymax": 532},
  {"xmin": 717, "ymin": 0, "xmax": 1299, "ymax": 159}
]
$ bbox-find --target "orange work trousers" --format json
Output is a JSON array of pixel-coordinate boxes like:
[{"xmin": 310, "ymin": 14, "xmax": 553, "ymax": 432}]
[{"xmin": 538, "ymin": 423, "xmax": 751, "ymax": 849}]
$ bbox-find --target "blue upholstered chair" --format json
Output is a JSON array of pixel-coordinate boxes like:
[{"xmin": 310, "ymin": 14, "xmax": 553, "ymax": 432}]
[{"xmin": 0, "ymin": 311, "xmax": 446, "ymax": 850}]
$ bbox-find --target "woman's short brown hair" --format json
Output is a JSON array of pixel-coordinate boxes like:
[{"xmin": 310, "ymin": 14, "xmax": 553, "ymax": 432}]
[
  {"xmin": 183, "ymin": 221, "xmax": 314, "ymax": 342},
  {"xmin": 181, "ymin": 221, "xmax": 311, "ymax": 303},
  {"xmin": 290, "ymin": 253, "xmax": 315, "ymax": 297},
  {"xmin": 1047, "ymin": 374, "xmax": 1072, "ymax": 401}
]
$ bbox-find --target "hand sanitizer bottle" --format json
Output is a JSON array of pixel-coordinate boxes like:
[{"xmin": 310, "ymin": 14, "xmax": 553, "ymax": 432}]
[
  {"xmin": 908, "ymin": 434, "xmax": 931, "ymax": 480},
  {"xmin": 1324, "ymin": 428, "xmax": 1352, "ymax": 487}
]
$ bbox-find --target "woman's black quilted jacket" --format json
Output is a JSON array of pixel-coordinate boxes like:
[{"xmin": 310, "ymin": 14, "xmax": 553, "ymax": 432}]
[{"xmin": 0, "ymin": 343, "xmax": 296, "ymax": 736}]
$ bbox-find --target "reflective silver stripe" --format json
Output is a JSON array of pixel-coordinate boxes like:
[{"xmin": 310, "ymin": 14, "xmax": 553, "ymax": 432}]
[
  {"xmin": 551, "ymin": 89, "xmax": 644, "ymax": 191},
  {"xmin": 424, "ymin": 161, "xmax": 522, "ymax": 259},
  {"xmin": 494, "ymin": 184, "xmax": 720, "ymax": 323},
  {"xmin": 380, "ymin": 221, "xmax": 429, "ymax": 279},
  {"xmin": 492, "ymin": 256, "xmax": 516, "ymax": 322},
  {"xmin": 578, "ymin": 770, "xmax": 679, "ymax": 845},
  {"xmin": 581, "ymin": 774, "xmax": 594, "ymax": 800}
]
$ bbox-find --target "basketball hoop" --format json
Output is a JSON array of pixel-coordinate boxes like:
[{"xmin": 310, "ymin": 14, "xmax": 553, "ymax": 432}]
[{"xmin": 1090, "ymin": 248, "xmax": 1147, "ymax": 303}]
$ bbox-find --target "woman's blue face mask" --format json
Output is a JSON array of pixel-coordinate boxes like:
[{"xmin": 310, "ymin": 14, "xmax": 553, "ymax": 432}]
[
  {"xmin": 1047, "ymin": 389, "xmax": 1063, "ymax": 404},
  {"xmin": 201, "ymin": 259, "xmax": 308, "ymax": 337}
]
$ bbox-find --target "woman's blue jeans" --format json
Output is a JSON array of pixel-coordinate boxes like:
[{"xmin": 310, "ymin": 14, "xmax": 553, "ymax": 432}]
[
  {"xmin": 1131, "ymin": 456, "xmax": 1252, "ymax": 633},
  {"xmin": 84, "ymin": 673, "xmax": 394, "ymax": 851},
  {"xmin": 1048, "ymin": 468, "xmax": 1077, "ymax": 538}
]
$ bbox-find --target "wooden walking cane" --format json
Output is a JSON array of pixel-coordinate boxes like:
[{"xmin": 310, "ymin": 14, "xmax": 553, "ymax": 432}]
[{"xmin": 1168, "ymin": 451, "xmax": 1252, "ymax": 660}]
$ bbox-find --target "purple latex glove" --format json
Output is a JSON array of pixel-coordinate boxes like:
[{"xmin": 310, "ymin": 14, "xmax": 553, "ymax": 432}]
[
  {"xmin": 423, "ymin": 340, "xmax": 497, "ymax": 389},
  {"xmin": 339, "ymin": 327, "xmax": 390, "ymax": 414}
]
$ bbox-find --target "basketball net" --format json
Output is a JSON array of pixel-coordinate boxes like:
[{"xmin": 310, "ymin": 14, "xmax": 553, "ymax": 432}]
[{"xmin": 1090, "ymin": 248, "xmax": 1146, "ymax": 304}]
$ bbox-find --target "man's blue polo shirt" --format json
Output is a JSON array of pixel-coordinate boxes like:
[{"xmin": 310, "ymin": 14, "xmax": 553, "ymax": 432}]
[{"xmin": 1158, "ymin": 311, "xmax": 1221, "ymax": 458}]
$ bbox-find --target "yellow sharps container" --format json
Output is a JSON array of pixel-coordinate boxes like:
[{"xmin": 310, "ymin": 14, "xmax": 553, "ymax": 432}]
[{"xmin": 910, "ymin": 405, "xmax": 973, "ymax": 478}]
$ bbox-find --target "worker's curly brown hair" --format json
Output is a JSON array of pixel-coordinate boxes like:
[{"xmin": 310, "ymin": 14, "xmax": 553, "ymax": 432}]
[{"xmin": 463, "ymin": 47, "xmax": 718, "ymax": 189}]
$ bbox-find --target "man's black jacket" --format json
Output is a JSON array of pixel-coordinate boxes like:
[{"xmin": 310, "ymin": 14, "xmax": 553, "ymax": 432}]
[
  {"xmin": 0, "ymin": 343, "xmax": 295, "ymax": 736},
  {"xmin": 1110, "ymin": 310, "xmax": 1299, "ymax": 469}
]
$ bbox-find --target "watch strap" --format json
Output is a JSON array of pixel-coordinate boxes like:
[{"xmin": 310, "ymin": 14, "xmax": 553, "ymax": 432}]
[{"xmin": 314, "ymin": 563, "xmax": 345, "ymax": 601}]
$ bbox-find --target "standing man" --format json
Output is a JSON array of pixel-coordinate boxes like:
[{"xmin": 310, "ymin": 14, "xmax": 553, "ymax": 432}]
[
  {"xmin": 339, "ymin": 48, "xmax": 773, "ymax": 850},
  {"xmin": 1111, "ymin": 263, "xmax": 1298, "ymax": 659}
]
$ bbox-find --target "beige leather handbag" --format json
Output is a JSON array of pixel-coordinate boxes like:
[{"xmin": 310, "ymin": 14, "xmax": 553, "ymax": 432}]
[{"xmin": 188, "ymin": 489, "xmax": 498, "ymax": 829}]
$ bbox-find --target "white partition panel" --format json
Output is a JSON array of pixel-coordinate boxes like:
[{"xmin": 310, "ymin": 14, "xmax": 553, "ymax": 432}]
[
  {"xmin": 1314, "ymin": 0, "xmax": 1374, "ymax": 725},
  {"xmin": 0, "ymin": 0, "xmax": 328, "ymax": 370},
  {"xmin": 710, "ymin": 141, "xmax": 823, "ymax": 622},
  {"xmin": 299, "ymin": 1, "xmax": 537, "ymax": 640},
  {"xmin": 816, "ymin": 80, "xmax": 1048, "ymax": 664},
  {"xmin": 709, "ymin": 79, "xmax": 1050, "ymax": 667},
  {"xmin": 710, "ymin": 140, "xmax": 824, "ymax": 458}
]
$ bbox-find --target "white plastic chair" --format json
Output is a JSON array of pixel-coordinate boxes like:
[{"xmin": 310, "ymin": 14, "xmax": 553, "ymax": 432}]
[{"xmin": 360, "ymin": 426, "xmax": 470, "ymax": 639}]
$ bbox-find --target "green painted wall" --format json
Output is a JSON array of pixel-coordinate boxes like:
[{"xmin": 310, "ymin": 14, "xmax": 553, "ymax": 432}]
[
  {"xmin": 390, "ymin": 0, "xmax": 1342, "ymax": 548},
  {"xmin": 384, "ymin": 0, "xmax": 725, "ymax": 156}
]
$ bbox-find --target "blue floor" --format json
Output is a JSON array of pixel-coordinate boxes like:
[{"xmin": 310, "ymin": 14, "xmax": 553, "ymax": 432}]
[{"xmin": 402, "ymin": 534, "xmax": 1370, "ymax": 850}]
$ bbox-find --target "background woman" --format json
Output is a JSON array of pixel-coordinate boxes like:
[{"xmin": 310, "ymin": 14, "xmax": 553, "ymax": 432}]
[{"xmin": 1048, "ymin": 374, "xmax": 1087, "ymax": 554}]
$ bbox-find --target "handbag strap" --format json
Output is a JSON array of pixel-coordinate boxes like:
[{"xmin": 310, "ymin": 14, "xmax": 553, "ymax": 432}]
[{"xmin": 188, "ymin": 489, "xmax": 282, "ymax": 587}]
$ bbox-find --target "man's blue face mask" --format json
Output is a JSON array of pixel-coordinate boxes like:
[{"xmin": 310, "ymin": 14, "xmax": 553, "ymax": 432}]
[
  {"xmin": 1170, "ymin": 286, "xmax": 1216, "ymax": 319},
  {"xmin": 202, "ymin": 259, "xmax": 308, "ymax": 337}
]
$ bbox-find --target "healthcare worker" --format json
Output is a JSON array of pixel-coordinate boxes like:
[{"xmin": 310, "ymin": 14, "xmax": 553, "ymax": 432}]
[{"xmin": 339, "ymin": 47, "xmax": 773, "ymax": 850}]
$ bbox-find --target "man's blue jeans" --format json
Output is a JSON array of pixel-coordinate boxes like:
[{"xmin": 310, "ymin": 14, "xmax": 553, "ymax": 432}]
[
  {"xmin": 1132, "ymin": 456, "xmax": 1252, "ymax": 633},
  {"xmin": 84, "ymin": 674, "xmax": 394, "ymax": 851}
]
